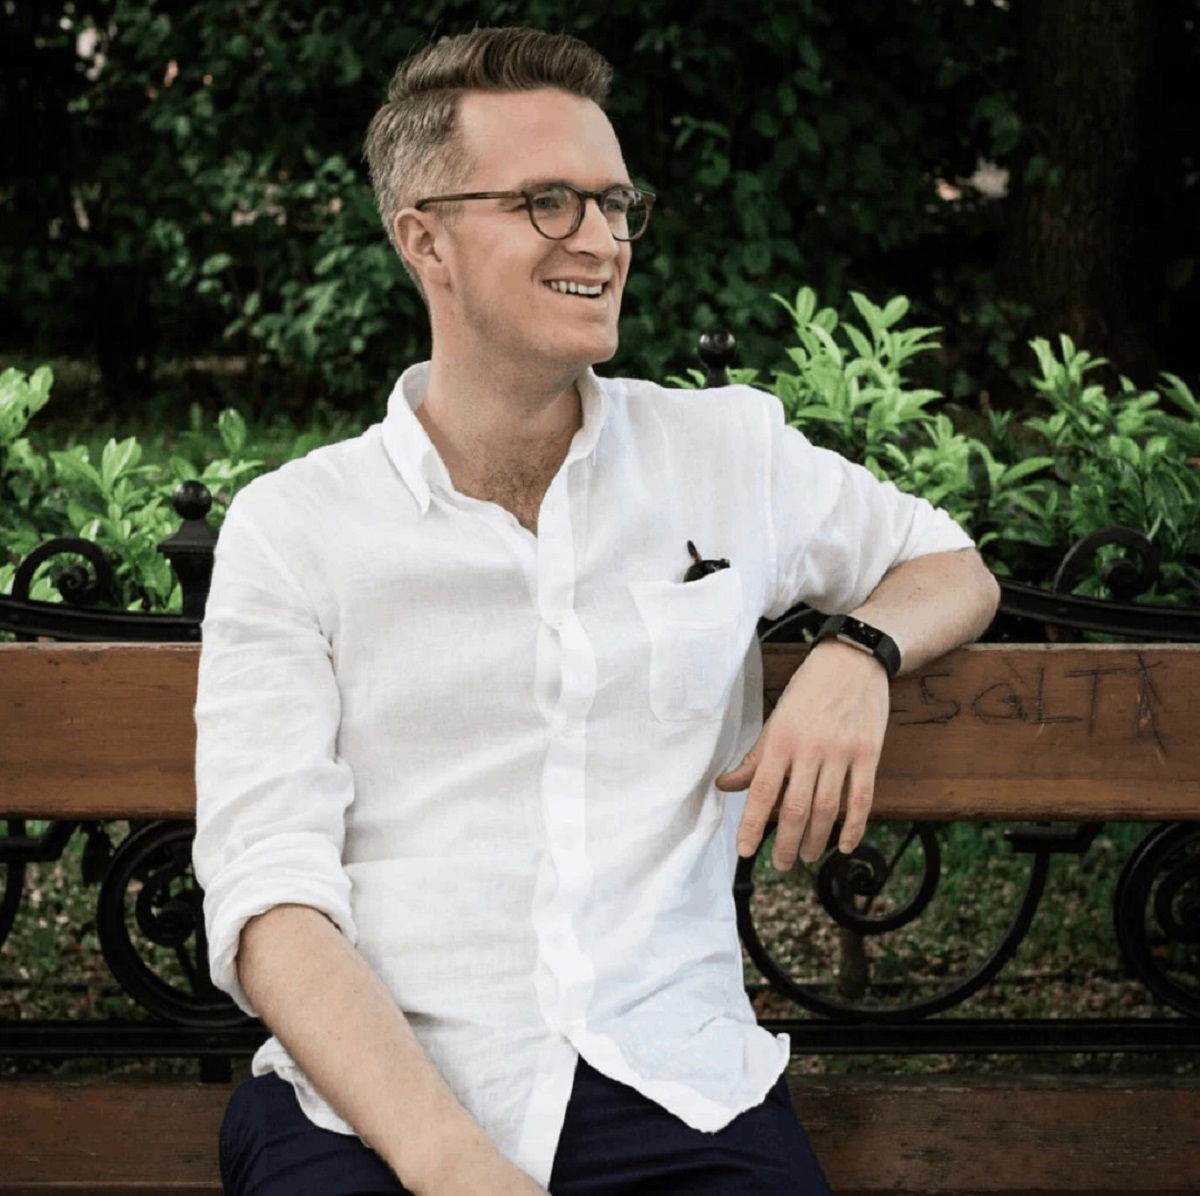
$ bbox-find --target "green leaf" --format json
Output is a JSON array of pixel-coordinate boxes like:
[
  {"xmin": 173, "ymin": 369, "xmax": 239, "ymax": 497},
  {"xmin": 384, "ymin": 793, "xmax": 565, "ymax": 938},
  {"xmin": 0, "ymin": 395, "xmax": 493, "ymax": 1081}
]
[
  {"xmin": 849, "ymin": 292, "xmax": 884, "ymax": 342},
  {"xmin": 843, "ymin": 325, "xmax": 874, "ymax": 362},
  {"xmin": 201, "ymin": 253, "xmax": 233, "ymax": 276},
  {"xmin": 807, "ymin": 324, "xmax": 843, "ymax": 365},
  {"xmin": 880, "ymin": 295, "xmax": 910, "ymax": 327},
  {"xmin": 99, "ymin": 437, "xmax": 142, "ymax": 490},
  {"xmin": 217, "ymin": 408, "xmax": 247, "ymax": 456},
  {"xmin": 793, "ymin": 119, "xmax": 820, "ymax": 156},
  {"xmin": 50, "ymin": 446, "xmax": 104, "ymax": 492},
  {"xmin": 998, "ymin": 457, "xmax": 1055, "ymax": 486},
  {"xmin": 0, "ymin": 365, "xmax": 54, "ymax": 446},
  {"xmin": 169, "ymin": 455, "xmax": 200, "ymax": 482}
]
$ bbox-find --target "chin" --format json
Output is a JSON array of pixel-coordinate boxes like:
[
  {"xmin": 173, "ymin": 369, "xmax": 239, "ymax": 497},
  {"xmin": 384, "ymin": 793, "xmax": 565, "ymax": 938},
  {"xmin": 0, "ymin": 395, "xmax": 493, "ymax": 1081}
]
[
  {"xmin": 588, "ymin": 335, "xmax": 620, "ymax": 366},
  {"xmin": 544, "ymin": 330, "xmax": 619, "ymax": 371}
]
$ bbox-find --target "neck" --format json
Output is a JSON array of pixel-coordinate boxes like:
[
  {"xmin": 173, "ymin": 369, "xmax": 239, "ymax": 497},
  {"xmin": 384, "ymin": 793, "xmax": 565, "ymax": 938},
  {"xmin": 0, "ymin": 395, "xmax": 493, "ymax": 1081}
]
[{"xmin": 416, "ymin": 344, "xmax": 585, "ymax": 485}]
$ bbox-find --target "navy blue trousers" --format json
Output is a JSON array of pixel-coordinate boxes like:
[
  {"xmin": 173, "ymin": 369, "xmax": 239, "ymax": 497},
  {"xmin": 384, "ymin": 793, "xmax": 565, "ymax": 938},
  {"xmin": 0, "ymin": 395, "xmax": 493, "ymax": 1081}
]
[{"xmin": 219, "ymin": 1056, "xmax": 833, "ymax": 1194}]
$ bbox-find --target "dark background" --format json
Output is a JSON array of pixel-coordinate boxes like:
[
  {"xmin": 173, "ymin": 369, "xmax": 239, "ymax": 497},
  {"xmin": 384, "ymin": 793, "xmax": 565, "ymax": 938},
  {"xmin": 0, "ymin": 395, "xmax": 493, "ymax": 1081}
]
[{"xmin": 2, "ymin": 0, "xmax": 1197, "ymax": 421}]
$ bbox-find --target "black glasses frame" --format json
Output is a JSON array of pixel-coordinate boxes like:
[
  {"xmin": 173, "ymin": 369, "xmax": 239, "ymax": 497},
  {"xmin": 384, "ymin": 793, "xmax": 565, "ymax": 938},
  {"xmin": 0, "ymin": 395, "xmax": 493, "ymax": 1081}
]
[{"xmin": 413, "ymin": 183, "xmax": 656, "ymax": 242}]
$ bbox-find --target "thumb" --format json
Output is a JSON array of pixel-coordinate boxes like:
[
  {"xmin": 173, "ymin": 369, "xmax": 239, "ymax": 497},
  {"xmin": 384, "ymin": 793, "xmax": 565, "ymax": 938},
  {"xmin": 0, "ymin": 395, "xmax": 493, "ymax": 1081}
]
[{"xmin": 715, "ymin": 741, "xmax": 761, "ymax": 791}]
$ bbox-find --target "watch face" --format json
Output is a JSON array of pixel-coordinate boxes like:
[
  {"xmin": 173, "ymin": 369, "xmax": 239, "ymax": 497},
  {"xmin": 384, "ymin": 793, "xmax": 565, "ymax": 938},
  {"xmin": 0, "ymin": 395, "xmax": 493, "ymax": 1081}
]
[{"xmin": 849, "ymin": 617, "xmax": 882, "ymax": 649}]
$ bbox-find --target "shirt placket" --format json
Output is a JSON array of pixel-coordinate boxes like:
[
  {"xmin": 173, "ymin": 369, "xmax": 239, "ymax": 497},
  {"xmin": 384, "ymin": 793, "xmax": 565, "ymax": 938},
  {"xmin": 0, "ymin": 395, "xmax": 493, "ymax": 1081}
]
[{"xmin": 529, "ymin": 455, "xmax": 597, "ymax": 1036}]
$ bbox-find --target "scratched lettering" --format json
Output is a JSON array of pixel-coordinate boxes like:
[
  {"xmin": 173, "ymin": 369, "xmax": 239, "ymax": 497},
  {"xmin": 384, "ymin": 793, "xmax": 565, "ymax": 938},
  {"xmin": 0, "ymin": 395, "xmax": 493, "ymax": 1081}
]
[
  {"xmin": 970, "ymin": 681, "xmax": 1028, "ymax": 723},
  {"xmin": 891, "ymin": 671, "xmax": 961, "ymax": 726},
  {"xmin": 895, "ymin": 651, "xmax": 1171, "ymax": 750},
  {"xmin": 767, "ymin": 647, "xmax": 1179, "ymax": 754}
]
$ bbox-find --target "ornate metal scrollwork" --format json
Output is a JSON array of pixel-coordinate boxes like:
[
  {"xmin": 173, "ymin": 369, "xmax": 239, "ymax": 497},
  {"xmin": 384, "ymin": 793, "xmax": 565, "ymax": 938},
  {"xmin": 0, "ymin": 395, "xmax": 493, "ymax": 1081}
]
[
  {"xmin": 1053, "ymin": 527, "xmax": 1162, "ymax": 603},
  {"xmin": 1114, "ymin": 821, "xmax": 1200, "ymax": 1017},
  {"xmin": 0, "ymin": 818, "xmax": 83, "ymax": 951},
  {"xmin": 0, "ymin": 820, "xmax": 26, "ymax": 952},
  {"xmin": 96, "ymin": 820, "xmax": 248, "ymax": 1027},
  {"xmin": 11, "ymin": 537, "xmax": 117, "ymax": 606},
  {"xmin": 814, "ymin": 824, "xmax": 941, "ymax": 935},
  {"xmin": 735, "ymin": 821, "xmax": 1052, "ymax": 1022}
]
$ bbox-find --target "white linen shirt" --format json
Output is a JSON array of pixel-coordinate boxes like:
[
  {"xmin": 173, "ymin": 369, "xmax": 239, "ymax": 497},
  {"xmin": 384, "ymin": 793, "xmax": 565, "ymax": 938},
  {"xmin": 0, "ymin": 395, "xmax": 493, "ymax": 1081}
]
[{"xmin": 192, "ymin": 362, "xmax": 974, "ymax": 1186}]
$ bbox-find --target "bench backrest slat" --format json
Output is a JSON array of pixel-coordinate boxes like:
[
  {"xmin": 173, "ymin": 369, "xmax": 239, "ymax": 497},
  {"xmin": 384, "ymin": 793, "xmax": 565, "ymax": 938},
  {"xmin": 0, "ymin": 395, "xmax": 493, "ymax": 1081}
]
[{"xmin": 2, "ymin": 641, "xmax": 1199, "ymax": 819}]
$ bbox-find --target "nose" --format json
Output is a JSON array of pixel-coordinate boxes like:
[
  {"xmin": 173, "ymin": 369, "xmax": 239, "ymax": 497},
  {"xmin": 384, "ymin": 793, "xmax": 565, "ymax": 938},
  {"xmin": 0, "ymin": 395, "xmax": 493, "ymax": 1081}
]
[{"xmin": 566, "ymin": 196, "xmax": 621, "ymax": 258}]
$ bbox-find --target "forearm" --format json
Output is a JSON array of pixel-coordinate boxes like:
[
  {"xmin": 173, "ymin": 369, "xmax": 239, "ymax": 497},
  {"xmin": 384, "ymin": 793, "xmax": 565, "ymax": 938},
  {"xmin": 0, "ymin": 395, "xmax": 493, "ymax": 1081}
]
[
  {"xmin": 237, "ymin": 903, "xmax": 500, "ymax": 1192},
  {"xmin": 844, "ymin": 547, "xmax": 1000, "ymax": 675}
]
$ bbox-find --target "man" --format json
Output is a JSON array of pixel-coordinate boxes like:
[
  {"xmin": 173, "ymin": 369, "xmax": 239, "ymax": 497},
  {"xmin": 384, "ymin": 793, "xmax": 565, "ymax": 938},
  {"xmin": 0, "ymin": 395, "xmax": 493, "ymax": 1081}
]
[{"xmin": 192, "ymin": 26, "xmax": 999, "ymax": 1196}]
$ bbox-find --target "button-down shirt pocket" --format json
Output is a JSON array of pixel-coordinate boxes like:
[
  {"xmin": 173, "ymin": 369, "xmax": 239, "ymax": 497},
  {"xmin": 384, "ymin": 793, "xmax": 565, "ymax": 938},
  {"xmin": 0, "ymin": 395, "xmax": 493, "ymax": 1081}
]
[{"xmin": 628, "ymin": 567, "xmax": 745, "ymax": 722}]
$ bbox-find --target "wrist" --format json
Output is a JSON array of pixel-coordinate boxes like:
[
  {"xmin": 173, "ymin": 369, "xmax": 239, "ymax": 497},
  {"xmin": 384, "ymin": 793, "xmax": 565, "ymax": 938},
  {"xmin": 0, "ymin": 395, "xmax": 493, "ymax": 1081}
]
[
  {"xmin": 812, "ymin": 612, "xmax": 901, "ymax": 679},
  {"xmin": 807, "ymin": 636, "xmax": 890, "ymax": 677},
  {"xmin": 391, "ymin": 1117, "xmax": 496, "ymax": 1192}
]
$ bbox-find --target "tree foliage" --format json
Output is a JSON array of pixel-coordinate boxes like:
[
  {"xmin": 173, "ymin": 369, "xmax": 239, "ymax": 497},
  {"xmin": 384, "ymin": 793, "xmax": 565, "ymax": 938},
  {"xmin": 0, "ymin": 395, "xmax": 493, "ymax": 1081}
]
[{"xmin": 1, "ymin": 1, "xmax": 1196, "ymax": 414}]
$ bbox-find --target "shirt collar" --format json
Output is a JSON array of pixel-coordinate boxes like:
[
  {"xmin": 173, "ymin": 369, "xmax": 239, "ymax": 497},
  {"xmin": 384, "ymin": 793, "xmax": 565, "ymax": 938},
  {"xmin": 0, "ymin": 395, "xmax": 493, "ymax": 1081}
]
[{"xmin": 380, "ymin": 361, "xmax": 610, "ymax": 516}]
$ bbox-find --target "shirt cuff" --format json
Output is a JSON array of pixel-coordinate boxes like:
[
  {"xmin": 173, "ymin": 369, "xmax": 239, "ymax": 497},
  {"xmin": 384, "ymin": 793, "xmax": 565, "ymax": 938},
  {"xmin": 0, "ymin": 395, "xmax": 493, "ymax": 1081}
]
[{"xmin": 199, "ymin": 833, "xmax": 357, "ymax": 1017}]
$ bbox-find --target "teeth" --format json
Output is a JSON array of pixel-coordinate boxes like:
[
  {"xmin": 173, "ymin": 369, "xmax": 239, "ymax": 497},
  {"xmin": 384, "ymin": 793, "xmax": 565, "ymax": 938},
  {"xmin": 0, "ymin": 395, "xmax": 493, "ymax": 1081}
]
[{"xmin": 546, "ymin": 280, "xmax": 604, "ymax": 296}]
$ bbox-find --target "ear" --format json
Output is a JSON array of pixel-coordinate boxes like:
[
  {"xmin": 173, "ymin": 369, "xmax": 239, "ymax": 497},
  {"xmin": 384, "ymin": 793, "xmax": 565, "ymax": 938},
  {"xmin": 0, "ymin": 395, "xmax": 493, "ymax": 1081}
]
[{"xmin": 393, "ymin": 208, "xmax": 449, "ymax": 290}]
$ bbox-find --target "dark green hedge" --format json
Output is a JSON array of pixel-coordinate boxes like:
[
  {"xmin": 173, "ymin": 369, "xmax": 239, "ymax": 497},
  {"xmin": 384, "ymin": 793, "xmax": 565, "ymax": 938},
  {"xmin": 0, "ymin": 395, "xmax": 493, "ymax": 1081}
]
[{"xmin": 2, "ymin": 1, "xmax": 1196, "ymax": 414}]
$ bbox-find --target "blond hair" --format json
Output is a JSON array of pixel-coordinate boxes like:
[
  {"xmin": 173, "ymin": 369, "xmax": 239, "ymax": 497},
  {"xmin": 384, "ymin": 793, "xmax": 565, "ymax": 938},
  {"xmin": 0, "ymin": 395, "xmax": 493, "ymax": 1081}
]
[{"xmin": 363, "ymin": 27, "xmax": 613, "ymax": 294}]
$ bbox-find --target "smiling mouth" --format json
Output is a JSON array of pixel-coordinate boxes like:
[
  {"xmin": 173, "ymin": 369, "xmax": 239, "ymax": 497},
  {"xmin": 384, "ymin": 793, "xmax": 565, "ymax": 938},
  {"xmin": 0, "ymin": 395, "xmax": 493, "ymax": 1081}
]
[{"xmin": 544, "ymin": 280, "xmax": 608, "ymax": 298}]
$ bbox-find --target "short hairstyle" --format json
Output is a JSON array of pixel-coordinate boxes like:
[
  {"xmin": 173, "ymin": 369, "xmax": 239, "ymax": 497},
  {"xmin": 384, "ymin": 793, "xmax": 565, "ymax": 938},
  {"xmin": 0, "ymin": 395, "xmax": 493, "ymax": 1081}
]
[{"xmin": 363, "ymin": 27, "xmax": 613, "ymax": 295}]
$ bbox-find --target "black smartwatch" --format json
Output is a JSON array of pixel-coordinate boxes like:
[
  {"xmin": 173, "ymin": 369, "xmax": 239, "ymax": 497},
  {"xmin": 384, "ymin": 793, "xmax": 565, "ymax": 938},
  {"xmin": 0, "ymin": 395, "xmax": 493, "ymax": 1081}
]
[{"xmin": 812, "ymin": 614, "xmax": 901, "ymax": 681}]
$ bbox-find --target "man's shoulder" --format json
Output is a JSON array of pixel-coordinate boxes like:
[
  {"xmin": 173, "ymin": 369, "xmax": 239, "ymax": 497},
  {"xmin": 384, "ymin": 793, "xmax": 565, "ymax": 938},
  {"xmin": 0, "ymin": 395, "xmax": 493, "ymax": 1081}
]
[
  {"xmin": 223, "ymin": 423, "xmax": 384, "ymax": 531},
  {"xmin": 603, "ymin": 375, "xmax": 777, "ymax": 438}
]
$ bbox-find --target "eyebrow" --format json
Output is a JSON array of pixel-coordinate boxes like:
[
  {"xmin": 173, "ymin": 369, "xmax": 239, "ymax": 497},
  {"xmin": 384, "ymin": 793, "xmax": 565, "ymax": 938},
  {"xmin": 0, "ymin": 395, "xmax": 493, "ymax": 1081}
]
[{"xmin": 510, "ymin": 177, "xmax": 634, "ymax": 193}]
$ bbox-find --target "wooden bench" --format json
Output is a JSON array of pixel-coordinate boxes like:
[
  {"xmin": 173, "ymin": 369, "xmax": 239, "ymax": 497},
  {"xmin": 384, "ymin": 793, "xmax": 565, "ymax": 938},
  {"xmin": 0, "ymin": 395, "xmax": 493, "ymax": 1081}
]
[{"xmin": 3, "ymin": 639, "xmax": 1200, "ymax": 1193}]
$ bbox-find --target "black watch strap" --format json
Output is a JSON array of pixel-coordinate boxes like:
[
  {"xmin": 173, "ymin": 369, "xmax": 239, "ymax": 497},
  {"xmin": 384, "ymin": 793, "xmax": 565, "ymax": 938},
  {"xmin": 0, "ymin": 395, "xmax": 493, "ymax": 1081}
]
[{"xmin": 812, "ymin": 614, "xmax": 901, "ymax": 680}]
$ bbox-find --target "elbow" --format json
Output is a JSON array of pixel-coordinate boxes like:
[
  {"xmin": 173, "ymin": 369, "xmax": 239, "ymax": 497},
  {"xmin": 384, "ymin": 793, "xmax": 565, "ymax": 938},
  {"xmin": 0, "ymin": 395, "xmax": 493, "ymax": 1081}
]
[
  {"xmin": 976, "ymin": 553, "xmax": 1002, "ymax": 632},
  {"xmin": 236, "ymin": 903, "xmax": 338, "ymax": 1007}
]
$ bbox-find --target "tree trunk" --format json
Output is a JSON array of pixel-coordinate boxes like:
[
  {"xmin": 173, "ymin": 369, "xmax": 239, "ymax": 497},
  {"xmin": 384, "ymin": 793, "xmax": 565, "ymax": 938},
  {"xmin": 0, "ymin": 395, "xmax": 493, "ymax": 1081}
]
[{"xmin": 1000, "ymin": 0, "xmax": 1158, "ymax": 382}]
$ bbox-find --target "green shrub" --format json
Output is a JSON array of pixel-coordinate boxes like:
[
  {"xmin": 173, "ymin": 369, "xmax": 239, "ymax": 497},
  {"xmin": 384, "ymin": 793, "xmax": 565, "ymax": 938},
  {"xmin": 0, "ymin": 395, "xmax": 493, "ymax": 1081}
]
[
  {"xmin": 5, "ymin": 285, "xmax": 1200, "ymax": 612},
  {"xmin": 673, "ymin": 287, "xmax": 1200, "ymax": 601},
  {"xmin": 1009, "ymin": 340, "xmax": 1200, "ymax": 598},
  {"xmin": 1, "ymin": 366, "xmax": 267, "ymax": 611}
]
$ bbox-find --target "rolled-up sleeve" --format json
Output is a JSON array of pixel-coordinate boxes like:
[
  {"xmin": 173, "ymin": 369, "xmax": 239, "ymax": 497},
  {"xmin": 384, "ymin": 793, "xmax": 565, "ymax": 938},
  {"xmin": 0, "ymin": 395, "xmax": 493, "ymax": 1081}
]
[
  {"xmin": 760, "ymin": 393, "xmax": 975, "ymax": 620},
  {"xmin": 191, "ymin": 485, "xmax": 357, "ymax": 1017}
]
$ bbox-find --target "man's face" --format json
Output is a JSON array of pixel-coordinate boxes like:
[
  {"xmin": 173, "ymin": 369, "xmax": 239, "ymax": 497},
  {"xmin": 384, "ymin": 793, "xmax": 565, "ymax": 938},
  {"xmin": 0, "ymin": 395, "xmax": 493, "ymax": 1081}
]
[{"xmin": 433, "ymin": 88, "xmax": 634, "ymax": 373}]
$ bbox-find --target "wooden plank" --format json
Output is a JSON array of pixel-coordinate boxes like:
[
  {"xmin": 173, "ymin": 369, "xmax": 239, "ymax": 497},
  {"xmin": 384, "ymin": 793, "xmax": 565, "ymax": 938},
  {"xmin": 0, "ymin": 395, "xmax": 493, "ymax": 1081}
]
[
  {"xmin": 770, "ymin": 642, "xmax": 1200, "ymax": 819},
  {"xmin": 0, "ymin": 1080, "xmax": 227, "ymax": 1192},
  {"xmin": 788, "ymin": 1074, "xmax": 1200, "ymax": 1193},
  {"xmin": 0, "ymin": 644, "xmax": 199, "ymax": 819},
  {"xmin": 0, "ymin": 1078, "xmax": 1197, "ymax": 1193},
  {"xmin": 2, "ymin": 642, "xmax": 1200, "ymax": 820}
]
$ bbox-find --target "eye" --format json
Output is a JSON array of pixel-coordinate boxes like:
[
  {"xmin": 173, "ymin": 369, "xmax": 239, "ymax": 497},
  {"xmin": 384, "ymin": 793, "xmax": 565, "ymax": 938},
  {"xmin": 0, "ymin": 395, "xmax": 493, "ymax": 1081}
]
[
  {"xmin": 602, "ymin": 187, "xmax": 637, "ymax": 214},
  {"xmin": 529, "ymin": 186, "xmax": 570, "ymax": 213}
]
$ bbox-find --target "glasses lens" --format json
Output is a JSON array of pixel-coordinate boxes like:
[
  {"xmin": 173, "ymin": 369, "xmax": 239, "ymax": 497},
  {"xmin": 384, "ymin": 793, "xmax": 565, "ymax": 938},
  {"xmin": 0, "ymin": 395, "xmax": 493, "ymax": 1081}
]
[
  {"xmin": 604, "ymin": 186, "xmax": 649, "ymax": 241},
  {"xmin": 528, "ymin": 185, "xmax": 578, "ymax": 238}
]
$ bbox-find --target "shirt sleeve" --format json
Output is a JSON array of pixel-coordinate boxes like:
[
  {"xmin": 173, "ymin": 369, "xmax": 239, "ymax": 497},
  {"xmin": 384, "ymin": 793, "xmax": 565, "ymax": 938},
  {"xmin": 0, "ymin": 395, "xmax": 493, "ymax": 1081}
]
[
  {"xmin": 760, "ymin": 391, "xmax": 976, "ymax": 621},
  {"xmin": 191, "ymin": 483, "xmax": 357, "ymax": 1018}
]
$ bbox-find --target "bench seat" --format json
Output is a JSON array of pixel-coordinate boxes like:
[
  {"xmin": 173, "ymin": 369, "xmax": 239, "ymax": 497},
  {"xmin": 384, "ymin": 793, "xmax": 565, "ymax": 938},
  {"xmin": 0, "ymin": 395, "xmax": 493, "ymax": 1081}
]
[{"xmin": 2, "ymin": 1076, "xmax": 1198, "ymax": 1193}]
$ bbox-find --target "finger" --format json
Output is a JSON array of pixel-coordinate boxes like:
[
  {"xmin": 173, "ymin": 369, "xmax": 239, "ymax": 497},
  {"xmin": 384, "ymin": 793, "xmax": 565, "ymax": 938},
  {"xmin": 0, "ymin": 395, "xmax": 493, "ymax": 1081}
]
[
  {"xmin": 770, "ymin": 760, "xmax": 820, "ymax": 870},
  {"xmin": 715, "ymin": 741, "xmax": 761, "ymax": 791},
  {"xmin": 798, "ymin": 761, "xmax": 846, "ymax": 865},
  {"xmin": 736, "ymin": 752, "xmax": 788, "ymax": 857},
  {"xmin": 837, "ymin": 753, "xmax": 876, "ymax": 854}
]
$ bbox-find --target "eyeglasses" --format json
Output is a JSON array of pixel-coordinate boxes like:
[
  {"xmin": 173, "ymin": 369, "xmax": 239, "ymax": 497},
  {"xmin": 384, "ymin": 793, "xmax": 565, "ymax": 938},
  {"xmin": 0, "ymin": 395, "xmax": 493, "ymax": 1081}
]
[{"xmin": 413, "ymin": 182, "xmax": 656, "ymax": 242}]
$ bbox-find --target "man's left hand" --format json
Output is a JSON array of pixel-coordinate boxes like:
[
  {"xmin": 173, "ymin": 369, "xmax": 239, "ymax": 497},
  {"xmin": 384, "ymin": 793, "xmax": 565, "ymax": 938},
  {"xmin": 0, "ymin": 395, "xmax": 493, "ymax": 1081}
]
[{"xmin": 715, "ymin": 641, "xmax": 891, "ymax": 869}]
